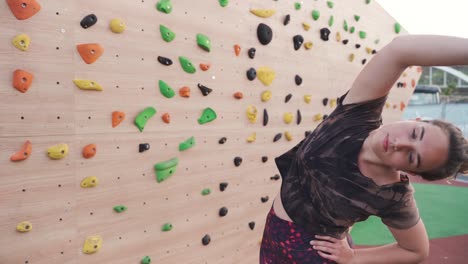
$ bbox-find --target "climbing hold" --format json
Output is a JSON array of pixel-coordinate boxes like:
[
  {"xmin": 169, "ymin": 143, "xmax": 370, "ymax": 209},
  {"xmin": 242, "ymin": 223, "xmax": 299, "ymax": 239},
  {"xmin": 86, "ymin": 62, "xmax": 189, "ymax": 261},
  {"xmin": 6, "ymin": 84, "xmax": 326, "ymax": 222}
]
[
  {"xmin": 320, "ymin": 28, "xmax": 330, "ymax": 41},
  {"xmin": 328, "ymin": 16, "xmax": 334, "ymax": 27},
  {"xmin": 199, "ymin": 63, "xmax": 210, "ymax": 71},
  {"xmin": 294, "ymin": 2, "xmax": 301, "ymax": 10},
  {"xmin": 76, "ymin": 43, "xmax": 104, "ymax": 64},
  {"xmin": 201, "ymin": 188, "xmax": 211, "ymax": 196},
  {"xmin": 304, "ymin": 42, "xmax": 313, "ymax": 49},
  {"xmin": 179, "ymin": 86, "xmax": 190, "ymax": 98},
  {"xmin": 400, "ymin": 101, "xmax": 406, "ymax": 111},
  {"xmin": 257, "ymin": 66, "xmax": 276, "ymax": 86},
  {"xmin": 305, "ymin": 131, "xmax": 312, "ymax": 137},
  {"xmin": 161, "ymin": 223, "xmax": 173, "ymax": 231},
  {"xmin": 285, "ymin": 94, "xmax": 292, "ymax": 103},
  {"xmin": 246, "ymin": 105, "xmax": 258, "ymax": 123},
  {"xmin": 348, "ymin": 53, "xmax": 355, "ymax": 62},
  {"xmin": 234, "ymin": 44, "xmax": 241, "ymax": 56},
  {"xmin": 47, "ymin": 143, "xmax": 69, "ymax": 160},
  {"xmin": 263, "ymin": 109, "xmax": 269, "ymax": 126},
  {"xmin": 273, "ymin": 133, "xmax": 282, "ymax": 142},
  {"xmin": 323, "ymin": 114, "xmax": 329, "ymax": 120},
  {"xmin": 354, "ymin": 15, "xmax": 360, "ymax": 22},
  {"xmin": 141, "ymin": 256, "xmax": 151, "ymax": 264},
  {"xmin": 12, "ymin": 69, "xmax": 34, "ymax": 93},
  {"xmin": 218, "ymin": 137, "xmax": 227, "ymax": 144},
  {"xmin": 196, "ymin": 33, "xmax": 211, "ymax": 52},
  {"xmin": 311, "ymin": 10, "xmax": 320, "ymax": 21},
  {"xmin": 248, "ymin": 48, "xmax": 256, "ymax": 59},
  {"xmin": 160, "ymin": 25, "xmax": 176, "ymax": 42},
  {"xmin": 350, "ymin": 26, "xmax": 355, "ymax": 34},
  {"xmin": 249, "ymin": 221, "xmax": 256, "ymax": 230},
  {"xmin": 246, "ymin": 68, "xmax": 257, "ymax": 81},
  {"xmin": 359, "ymin": 31, "xmax": 367, "ymax": 39},
  {"xmin": 112, "ymin": 111, "xmax": 125, "ymax": 128},
  {"xmin": 297, "ymin": 110, "xmax": 302, "ymax": 125},
  {"xmin": 234, "ymin": 157, "xmax": 242, "ymax": 167},
  {"xmin": 257, "ymin": 23, "xmax": 273, "ymax": 45},
  {"xmin": 197, "ymin": 83, "xmax": 212, "ymax": 96},
  {"xmin": 270, "ymin": 174, "xmax": 280, "ymax": 180},
  {"xmin": 135, "ymin": 107, "xmax": 157, "ymax": 132},
  {"xmin": 295, "ymin": 75, "xmax": 302, "ymax": 86},
  {"xmin": 394, "ymin": 22, "xmax": 401, "ymax": 34},
  {"xmin": 139, "ymin": 143, "xmax": 150, "ymax": 153},
  {"xmin": 161, "ymin": 113, "xmax": 170, "ymax": 124},
  {"xmin": 198, "ymin": 108, "xmax": 217, "ymax": 124},
  {"xmin": 179, "ymin": 56, "xmax": 196, "ymax": 74},
  {"xmin": 154, "ymin": 157, "xmax": 179, "ymax": 183},
  {"xmin": 250, "ymin": 9, "xmax": 276, "ymax": 18},
  {"xmin": 218, "ymin": 0, "xmax": 228, "ymax": 7},
  {"xmin": 293, "ymin": 35, "xmax": 304, "ymax": 50},
  {"xmin": 219, "ymin": 207, "xmax": 228, "ymax": 217},
  {"xmin": 16, "ymin": 221, "xmax": 32, "ymax": 232},
  {"xmin": 110, "ymin": 18, "xmax": 126, "ymax": 33},
  {"xmin": 366, "ymin": 0, "xmax": 371, "ymax": 4},
  {"xmin": 314, "ymin": 114, "xmax": 323, "ymax": 122},
  {"xmin": 73, "ymin": 79, "xmax": 103, "ymax": 91},
  {"xmin": 247, "ymin": 132, "xmax": 256, "ymax": 143},
  {"xmin": 179, "ymin": 136, "xmax": 195, "ymax": 151},
  {"xmin": 261, "ymin": 90, "xmax": 272, "ymax": 102},
  {"xmin": 283, "ymin": 14, "xmax": 290, "ymax": 26},
  {"xmin": 156, "ymin": 0, "xmax": 172, "ymax": 14},
  {"xmin": 7, "ymin": 0, "xmax": 41, "ymax": 20},
  {"xmin": 304, "ymin": 95, "xmax": 312, "ymax": 104},
  {"xmin": 113, "ymin": 205, "xmax": 127, "ymax": 213},
  {"xmin": 343, "ymin": 20, "xmax": 348, "ymax": 31},
  {"xmin": 157, "ymin": 56, "xmax": 173, "ymax": 66},
  {"xmin": 302, "ymin": 23, "xmax": 310, "ymax": 31},
  {"xmin": 362, "ymin": 59, "xmax": 367, "ymax": 65},
  {"xmin": 283, "ymin": 112, "xmax": 293, "ymax": 124},
  {"xmin": 12, "ymin": 33, "xmax": 30, "ymax": 51},
  {"xmin": 233, "ymin": 91, "xmax": 243, "ymax": 99},
  {"xmin": 262, "ymin": 156, "xmax": 268, "ymax": 163},
  {"xmin": 80, "ymin": 14, "xmax": 97, "ymax": 29},
  {"xmin": 261, "ymin": 196, "xmax": 269, "ymax": 203},
  {"xmin": 342, "ymin": 39, "xmax": 349, "ymax": 45},
  {"xmin": 219, "ymin": 182, "xmax": 228, "ymax": 191},
  {"xmin": 82, "ymin": 144, "xmax": 96, "ymax": 159},
  {"xmin": 83, "ymin": 235, "xmax": 102, "ymax": 254},
  {"xmin": 159, "ymin": 80, "xmax": 175, "ymax": 98},
  {"xmin": 81, "ymin": 176, "xmax": 98, "ymax": 188},
  {"xmin": 322, "ymin": 98, "xmax": 329, "ymax": 106},
  {"xmin": 10, "ymin": 140, "xmax": 32, "ymax": 161},
  {"xmin": 327, "ymin": 1, "xmax": 334, "ymax": 8},
  {"xmin": 411, "ymin": 79, "xmax": 416, "ymax": 88},
  {"xmin": 202, "ymin": 234, "xmax": 211, "ymax": 246},
  {"xmin": 336, "ymin": 32, "xmax": 341, "ymax": 42},
  {"xmin": 330, "ymin": 98, "xmax": 337, "ymax": 108},
  {"xmin": 285, "ymin": 131, "xmax": 293, "ymax": 141}
]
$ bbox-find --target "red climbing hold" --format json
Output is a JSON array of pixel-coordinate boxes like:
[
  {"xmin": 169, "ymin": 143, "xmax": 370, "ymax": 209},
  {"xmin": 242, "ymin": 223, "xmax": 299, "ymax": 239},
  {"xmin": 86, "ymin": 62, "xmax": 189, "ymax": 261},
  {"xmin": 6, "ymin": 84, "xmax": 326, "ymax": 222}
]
[
  {"xmin": 234, "ymin": 44, "xmax": 241, "ymax": 56},
  {"xmin": 7, "ymin": 0, "xmax": 41, "ymax": 20},
  {"xmin": 77, "ymin": 43, "xmax": 104, "ymax": 64},
  {"xmin": 12, "ymin": 69, "xmax": 34, "ymax": 93}
]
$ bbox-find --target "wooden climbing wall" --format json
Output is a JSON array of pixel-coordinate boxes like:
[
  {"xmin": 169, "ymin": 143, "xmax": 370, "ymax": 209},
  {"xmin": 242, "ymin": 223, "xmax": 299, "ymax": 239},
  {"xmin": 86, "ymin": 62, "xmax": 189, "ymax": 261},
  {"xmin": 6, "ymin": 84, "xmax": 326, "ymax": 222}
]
[{"xmin": 0, "ymin": 0, "xmax": 421, "ymax": 263}]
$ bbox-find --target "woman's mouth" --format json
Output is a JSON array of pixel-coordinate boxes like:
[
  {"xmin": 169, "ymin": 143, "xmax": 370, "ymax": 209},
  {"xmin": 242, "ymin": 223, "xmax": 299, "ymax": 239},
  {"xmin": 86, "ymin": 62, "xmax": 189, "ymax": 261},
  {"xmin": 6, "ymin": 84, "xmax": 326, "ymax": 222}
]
[{"xmin": 383, "ymin": 134, "xmax": 389, "ymax": 152}]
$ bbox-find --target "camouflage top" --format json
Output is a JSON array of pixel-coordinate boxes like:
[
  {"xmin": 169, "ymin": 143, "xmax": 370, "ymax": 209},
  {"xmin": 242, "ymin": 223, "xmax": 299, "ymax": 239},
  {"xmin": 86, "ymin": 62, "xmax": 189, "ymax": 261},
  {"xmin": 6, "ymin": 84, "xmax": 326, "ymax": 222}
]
[{"xmin": 275, "ymin": 93, "xmax": 420, "ymax": 239}]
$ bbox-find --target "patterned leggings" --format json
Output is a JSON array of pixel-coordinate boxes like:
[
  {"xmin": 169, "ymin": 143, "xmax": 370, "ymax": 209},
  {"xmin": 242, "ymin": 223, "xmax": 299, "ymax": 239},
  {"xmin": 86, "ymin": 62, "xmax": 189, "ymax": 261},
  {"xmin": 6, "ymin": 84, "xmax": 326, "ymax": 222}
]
[{"xmin": 260, "ymin": 204, "xmax": 353, "ymax": 264}]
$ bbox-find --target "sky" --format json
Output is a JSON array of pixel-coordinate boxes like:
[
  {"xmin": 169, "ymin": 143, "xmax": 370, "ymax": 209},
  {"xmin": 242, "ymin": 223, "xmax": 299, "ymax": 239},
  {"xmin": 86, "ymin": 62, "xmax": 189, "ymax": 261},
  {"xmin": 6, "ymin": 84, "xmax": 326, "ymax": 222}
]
[{"xmin": 376, "ymin": 0, "xmax": 468, "ymax": 38}]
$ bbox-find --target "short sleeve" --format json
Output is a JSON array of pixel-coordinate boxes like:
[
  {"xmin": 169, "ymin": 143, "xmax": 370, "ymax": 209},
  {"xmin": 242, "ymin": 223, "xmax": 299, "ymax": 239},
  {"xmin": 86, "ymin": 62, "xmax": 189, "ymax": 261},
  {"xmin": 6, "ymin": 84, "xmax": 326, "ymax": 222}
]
[{"xmin": 380, "ymin": 185, "xmax": 420, "ymax": 229}]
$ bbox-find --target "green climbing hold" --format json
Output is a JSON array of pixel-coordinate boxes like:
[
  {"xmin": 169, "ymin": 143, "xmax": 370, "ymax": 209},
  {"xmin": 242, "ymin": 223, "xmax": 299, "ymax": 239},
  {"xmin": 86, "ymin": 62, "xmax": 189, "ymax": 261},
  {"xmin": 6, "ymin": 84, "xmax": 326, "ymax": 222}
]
[
  {"xmin": 141, "ymin": 256, "xmax": 151, "ymax": 264},
  {"xmin": 312, "ymin": 10, "xmax": 320, "ymax": 21},
  {"xmin": 196, "ymin": 33, "xmax": 211, "ymax": 52},
  {"xmin": 374, "ymin": 38, "xmax": 380, "ymax": 44},
  {"xmin": 366, "ymin": 0, "xmax": 371, "ymax": 4},
  {"xmin": 359, "ymin": 31, "xmax": 366, "ymax": 39},
  {"xmin": 198, "ymin": 108, "xmax": 217, "ymax": 124},
  {"xmin": 159, "ymin": 80, "xmax": 175, "ymax": 98},
  {"xmin": 394, "ymin": 22, "xmax": 401, "ymax": 34},
  {"xmin": 179, "ymin": 56, "xmax": 196, "ymax": 74},
  {"xmin": 179, "ymin": 136, "xmax": 195, "ymax": 151},
  {"xmin": 113, "ymin": 205, "xmax": 127, "ymax": 213},
  {"xmin": 162, "ymin": 223, "xmax": 173, "ymax": 232},
  {"xmin": 156, "ymin": 0, "xmax": 172, "ymax": 14},
  {"xmin": 328, "ymin": 16, "xmax": 334, "ymax": 27},
  {"xmin": 201, "ymin": 188, "xmax": 211, "ymax": 196},
  {"xmin": 343, "ymin": 20, "xmax": 348, "ymax": 31},
  {"xmin": 135, "ymin": 107, "xmax": 156, "ymax": 132},
  {"xmin": 294, "ymin": 2, "xmax": 301, "ymax": 10},
  {"xmin": 218, "ymin": 0, "xmax": 228, "ymax": 7},
  {"xmin": 327, "ymin": 1, "xmax": 334, "ymax": 8},
  {"xmin": 354, "ymin": 15, "xmax": 360, "ymax": 22},
  {"xmin": 160, "ymin": 24, "xmax": 175, "ymax": 42},
  {"xmin": 350, "ymin": 26, "xmax": 355, "ymax": 33},
  {"xmin": 154, "ymin": 157, "xmax": 179, "ymax": 183}
]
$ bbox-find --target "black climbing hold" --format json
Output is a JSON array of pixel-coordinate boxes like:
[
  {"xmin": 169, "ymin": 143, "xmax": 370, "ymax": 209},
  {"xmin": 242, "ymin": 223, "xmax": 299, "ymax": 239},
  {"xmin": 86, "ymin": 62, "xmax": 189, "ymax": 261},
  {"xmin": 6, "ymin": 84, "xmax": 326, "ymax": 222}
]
[
  {"xmin": 273, "ymin": 133, "xmax": 282, "ymax": 142},
  {"xmin": 246, "ymin": 67, "xmax": 257, "ymax": 81},
  {"xmin": 270, "ymin": 174, "xmax": 280, "ymax": 180},
  {"xmin": 355, "ymin": 44, "xmax": 361, "ymax": 49},
  {"xmin": 262, "ymin": 156, "xmax": 268, "ymax": 163},
  {"xmin": 257, "ymin": 23, "xmax": 273, "ymax": 45},
  {"xmin": 323, "ymin": 114, "xmax": 329, "ymax": 120},
  {"xmin": 305, "ymin": 131, "xmax": 312, "ymax": 137},
  {"xmin": 157, "ymin": 56, "xmax": 173, "ymax": 66},
  {"xmin": 248, "ymin": 48, "xmax": 256, "ymax": 59},
  {"xmin": 219, "ymin": 182, "xmax": 228, "ymax": 192},
  {"xmin": 293, "ymin": 35, "xmax": 304, "ymax": 50},
  {"xmin": 263, "ymin": 109, "xmax": 269, "ymax": 126},
  {"xmin": 397, "ymin": 82, "xmax": 404, "ymax": 88},
  {"xmin": 342, "ymin": 39, "xmax": 349, "ymax": 45},
  {"xmin": 362, "ymin": 59, "xmax": 367, "ymax": 65},
  {"xmin": 285, "ymin": 94, "xmax": 292, "ymax": 103},
  {"xmin": 283, "ymin": 14, "xmax": 290, "ymax": 26},
  {"xmin": 261, "ymin": 196, "xmax": 269, "ymax": 203},
  {"xmin": 197, "ymin": 83, "xmax": 213, "ymax": 96},
  {"xmin": 295, "ymin": 75, "xmax": 302, "ymax": 86},
  {"xmin": 320, "ymin": 28, "xmax": 331, "ymax": 41},
  {"xmin": 297, "ymin": 109, "xmax": 302, "ymax": 125},
  {"xmin": 219, "ymin": 207, "xmax": 228, "ymax": 217},
  {"xmin": 218, "ymin": 137, "xmax": 227, "ymax": 144},
  {"xmin": 322, "ymin": 98, "xmax": 329, "ymax": 106},
  {"xmin": 80, "ymin": 14, "xmax": 97, "ymax": 29},
  {"xmin": 372, "ymin": 49, "xmax": 377, "ymax": 54},
  {"xmin": 234, "ymin": 156, "xmax": 242, "ymax": 167},
  {"xmin": 249, "ymin": 221, "xmax": 256, "ymax": 230},
  {"xmin": 202, "ymin": 234, "xmax": 211, "ymax": 246},
  {"xmin": 139, "ymin": 143, "xmax": 150, "ymax": 153}
]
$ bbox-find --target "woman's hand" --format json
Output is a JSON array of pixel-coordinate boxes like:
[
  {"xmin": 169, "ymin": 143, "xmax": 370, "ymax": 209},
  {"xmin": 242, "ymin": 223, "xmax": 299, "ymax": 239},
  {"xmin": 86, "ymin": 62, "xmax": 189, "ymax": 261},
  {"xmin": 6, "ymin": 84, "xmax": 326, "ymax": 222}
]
[{"xmin": 310, "ymin": 235, "xmax": 355, "ymax": 264}]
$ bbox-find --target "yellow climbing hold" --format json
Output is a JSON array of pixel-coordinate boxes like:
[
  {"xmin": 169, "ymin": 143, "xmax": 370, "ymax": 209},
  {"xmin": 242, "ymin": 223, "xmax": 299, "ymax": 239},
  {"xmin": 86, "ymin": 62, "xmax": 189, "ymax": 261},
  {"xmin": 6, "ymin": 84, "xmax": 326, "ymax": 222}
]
[
  {"xmin": 110, "ymin": 18, "xmax": 126, "ymax": 33},
  {"xmin": 304, "ymin": 42, "xmax": 313, "ymax": 49},
  {"xmin": 365, "ymin": 47, "xmax": 373, "ymax": 54},
  {"xmin": 246, "ymin": 132, "xmax": 256, "ymax": 143},
  {"xmin": 314, "ymin": 114, "xmax": 323, "ymax": 122},
  {"xmin": 73, "ymin": 79, "xmax": 103, "ymax": 91},
  {"xmin": 385, "ymin": 102, "xmax": 390, "ymax": 108},
  {"xmin": 330, "ymin": 98, "xmax": 337, "ymax": 108},
  {"xmin": 83, "ymin": 235, "xmax": 103, "ymax": 254},
  {"xmin": 246, "ymin": 105, "xmax": 258, "ymax": 124},
  {"xmin": 261, "ymin": 90, "xmax": 272, "ymax": 102},
  {"xmin": 47, "ymin": 143, "xmax": 69, "ymax": 160},
  {"xmin": 80, "ymin": 176, "xmax": 99, "ymax": 188},
  {"xmin": 283, "ymin": 112, "xmax": 293, "ymax": 124},
  {"xmin": 304, "ymin": 95, "xmax": 312, "ymax": 104},
  {"xmin": 284, "ymin": 131, "xmax": 293, "ymax": 141},
  {"xmin": 336, "ymin": 32, "xmax": 341, "ymax": 42},
  {"xmin": 16, "ymin": 221, "xmax": 32, "ymax": 232},
  {"xmin": 257, "ymin": 66, "xmax": 276, "ymax": 86},
  {"xmin": 12, "ymin": 33, "xmax": 30, "ymax": 51},
  {"xmin": 250, "ymin": 9, "xmax": 276, "ymax": 18},
  {"xmin": 348, "ymin": 53, "xmax": 355, "ymax": 62},
  {"xmin": 302, "ymin": 23, "xmax": 310, "ymax": 31}
]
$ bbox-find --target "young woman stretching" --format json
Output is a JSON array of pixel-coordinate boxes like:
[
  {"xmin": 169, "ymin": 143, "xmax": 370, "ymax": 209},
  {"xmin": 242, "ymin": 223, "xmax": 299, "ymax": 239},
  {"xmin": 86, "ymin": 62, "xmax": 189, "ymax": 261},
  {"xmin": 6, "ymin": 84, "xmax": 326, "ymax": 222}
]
[{"xmin": 260, "ymin": 34, "xmax": 468, "ymax": 264}]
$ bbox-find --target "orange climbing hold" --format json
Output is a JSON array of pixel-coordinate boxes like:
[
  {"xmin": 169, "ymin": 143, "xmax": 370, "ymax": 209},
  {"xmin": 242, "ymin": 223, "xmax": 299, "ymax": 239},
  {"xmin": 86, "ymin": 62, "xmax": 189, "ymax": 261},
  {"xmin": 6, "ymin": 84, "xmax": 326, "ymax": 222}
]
[
  {"xmin": 82, "ymin": 144, "xmax": 96, "ymax": 159},
  {"xmin": 234, "ymin": 44, "xmax": 241, "ymax": 56},
  {"xmin": 7, "ymin": 0, "xmax": 41, "ymax": 20},
  {"xmin": 200, "ymin": 63, "xmax": 210, "ymax": 71},
  {"xmin": 12, "ymin": 69, "xmax": 34, "ymax": 93},
  {"xmin": 411, "ymin": 79, "xmax": 416, "ymax": 88},
  {"xmin": 400, "ymin": 101, "xmax": 406, "ymax": 111},
  {"xmin": 112, "ymin": 111, "xmax": 125, "ymax": 127},
  {"xmin": 179, "ymin": 86, "xmax": 190, "ymax": 97},
  {"xmin": 77, "ymin": 43, "xmax": 104, "ymax": 64},
  {"xmin": 233, "ymin": 92, "xmax": 243, "ymax": 99},
  {"xmin": 162, "ymin": 113, "xmax": 170, "ymax": 124},
  {"xmin": 10, "ymin": 140, "xmax": 32, "ymax": 161}
]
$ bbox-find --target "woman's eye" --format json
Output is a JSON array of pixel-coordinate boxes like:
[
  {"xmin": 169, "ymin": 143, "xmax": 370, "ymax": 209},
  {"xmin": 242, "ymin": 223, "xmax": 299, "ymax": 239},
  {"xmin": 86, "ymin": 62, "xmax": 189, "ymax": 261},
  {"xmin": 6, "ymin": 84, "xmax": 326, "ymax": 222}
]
[{"xmin": 411, "ymin": 129, "xmax": 417, "ymax": 139}]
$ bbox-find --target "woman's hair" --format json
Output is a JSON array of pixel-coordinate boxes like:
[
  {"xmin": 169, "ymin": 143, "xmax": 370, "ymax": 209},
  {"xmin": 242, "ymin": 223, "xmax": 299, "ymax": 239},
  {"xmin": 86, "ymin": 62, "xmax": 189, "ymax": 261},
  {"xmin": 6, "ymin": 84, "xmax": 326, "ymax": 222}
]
[{"xmin": 419, "ymin": 119, "xmax": 468, "ymax": 181}]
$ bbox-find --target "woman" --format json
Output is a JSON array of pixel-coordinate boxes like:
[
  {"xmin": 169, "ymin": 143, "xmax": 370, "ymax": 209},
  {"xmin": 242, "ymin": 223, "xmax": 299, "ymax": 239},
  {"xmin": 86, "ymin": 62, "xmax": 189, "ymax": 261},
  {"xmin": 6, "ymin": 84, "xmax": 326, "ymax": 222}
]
[{"xmin": 260, "ymin": 35, "xmax": 468, "ymax": 264}]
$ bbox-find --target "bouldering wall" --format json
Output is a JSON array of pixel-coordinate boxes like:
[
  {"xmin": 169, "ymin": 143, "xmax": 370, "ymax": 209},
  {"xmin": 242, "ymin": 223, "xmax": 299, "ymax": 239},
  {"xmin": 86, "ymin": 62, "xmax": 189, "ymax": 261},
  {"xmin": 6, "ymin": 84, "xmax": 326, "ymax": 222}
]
[{"xmin": 0, "ymin": 0, "xmax": 421, "ymax": 263}]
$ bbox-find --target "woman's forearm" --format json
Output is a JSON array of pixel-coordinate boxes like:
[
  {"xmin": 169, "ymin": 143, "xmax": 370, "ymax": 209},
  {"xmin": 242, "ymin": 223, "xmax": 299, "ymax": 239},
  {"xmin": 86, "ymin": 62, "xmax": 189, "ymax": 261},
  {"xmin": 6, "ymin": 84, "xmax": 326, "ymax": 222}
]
[{"xmin": 353, "ymin": 242, "xmax": 427, "ymax": 264}]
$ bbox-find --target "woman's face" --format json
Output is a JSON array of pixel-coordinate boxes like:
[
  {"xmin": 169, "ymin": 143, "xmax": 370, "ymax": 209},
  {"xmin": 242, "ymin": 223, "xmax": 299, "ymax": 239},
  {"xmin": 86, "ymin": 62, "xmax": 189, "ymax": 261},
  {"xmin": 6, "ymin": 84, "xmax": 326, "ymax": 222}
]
[{"xmin": 368, "ymin": 120, "xmax": 449, "ymax": 173}]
